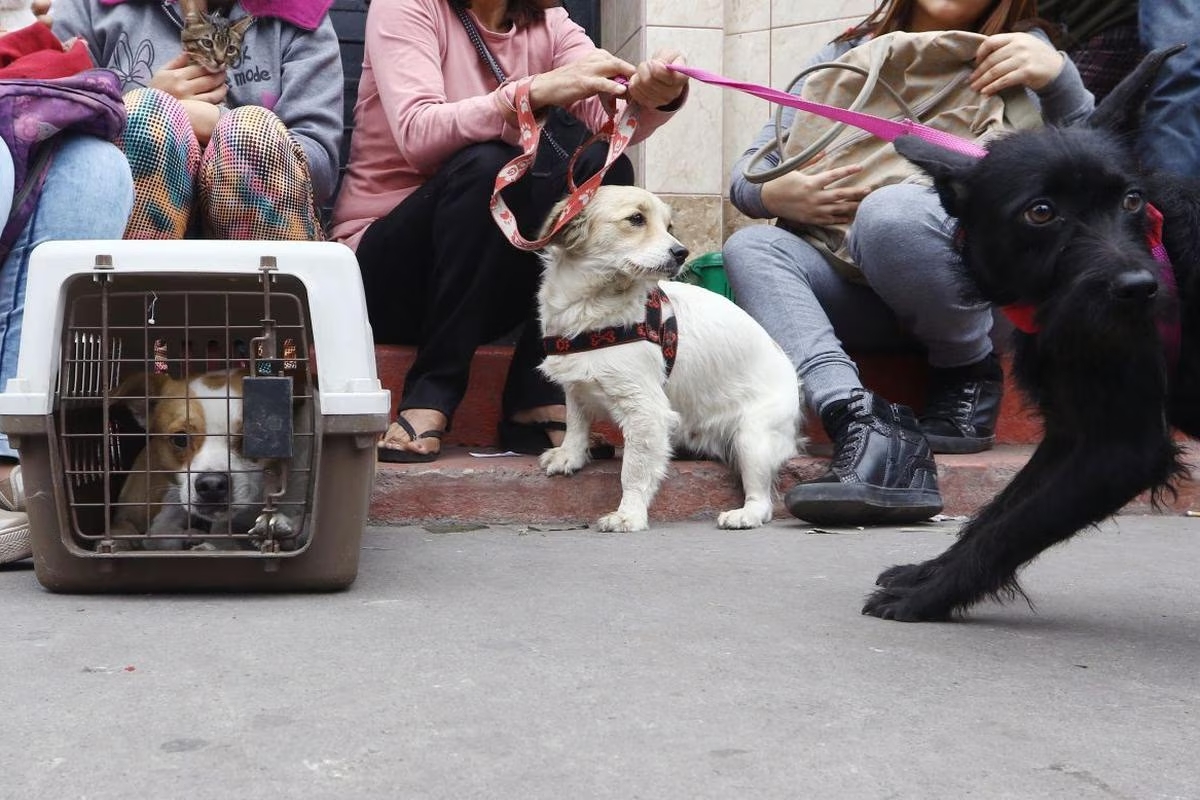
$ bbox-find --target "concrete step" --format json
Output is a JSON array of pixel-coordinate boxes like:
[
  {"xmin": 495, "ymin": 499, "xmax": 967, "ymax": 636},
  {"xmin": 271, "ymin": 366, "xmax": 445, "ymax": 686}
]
[
  {"xmin": 374, "ymin": 345, "xmax": 1043, "ymax": 448},
  {"xmin": 367, "ymin": 444, "xmax": 1200, "ymax": 527}
]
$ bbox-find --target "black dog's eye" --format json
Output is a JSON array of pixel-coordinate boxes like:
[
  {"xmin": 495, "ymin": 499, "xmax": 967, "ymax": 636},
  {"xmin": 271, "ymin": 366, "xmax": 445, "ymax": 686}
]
[
  {"xmin": 170, "ymin": 432, "xmax": 189, "ymax": 449},
  {"xmin": 626, "ymin": 212, "xmax": 646, "ymax": 226},
  {"xmin": 1022, "ymin": 200, "xmax": 1057, "ymax": 226},
  {"xmin": 1122, "ymin": 190, "xmax": 1145, "ymax": 213}
]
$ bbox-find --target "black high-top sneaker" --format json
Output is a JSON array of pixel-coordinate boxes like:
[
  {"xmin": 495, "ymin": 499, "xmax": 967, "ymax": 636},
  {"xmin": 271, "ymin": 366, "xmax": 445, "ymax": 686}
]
[
  {"xmin": 785, "ymin": 389, "xmax": 943, "ymax": 525},
  {"xmin": 920, "ymin": 353, "xmax": 1004, "ymax": 454}
]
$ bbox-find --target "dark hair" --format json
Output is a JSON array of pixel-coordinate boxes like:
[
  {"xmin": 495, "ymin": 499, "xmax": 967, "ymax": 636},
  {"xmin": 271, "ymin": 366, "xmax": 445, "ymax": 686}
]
[
  {"xmin": 448, "ymin": 0, "xmax": 546, "ymax": 28},
  {"xmin": 836, "ymin": 0, "xmax": 1046, "ymax": 43}
]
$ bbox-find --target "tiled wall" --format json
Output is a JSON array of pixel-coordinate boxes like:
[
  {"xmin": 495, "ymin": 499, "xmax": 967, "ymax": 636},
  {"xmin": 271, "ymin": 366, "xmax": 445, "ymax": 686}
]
[{"xmin": 601, "ymin": 0, "xmax": 875, "ymax": 254}]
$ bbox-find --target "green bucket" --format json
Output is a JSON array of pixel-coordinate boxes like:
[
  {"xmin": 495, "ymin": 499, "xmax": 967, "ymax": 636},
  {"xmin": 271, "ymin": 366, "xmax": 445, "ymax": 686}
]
[{"xmin": 680, "ymin": 252, "xmax": 734, "ymax": 301}]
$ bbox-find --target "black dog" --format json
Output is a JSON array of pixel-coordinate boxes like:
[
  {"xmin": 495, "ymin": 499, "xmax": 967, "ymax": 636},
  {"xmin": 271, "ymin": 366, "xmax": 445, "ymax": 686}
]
[{"xmin": 862, "ymin": 46, "xmax": 1200, "ymax": 622}]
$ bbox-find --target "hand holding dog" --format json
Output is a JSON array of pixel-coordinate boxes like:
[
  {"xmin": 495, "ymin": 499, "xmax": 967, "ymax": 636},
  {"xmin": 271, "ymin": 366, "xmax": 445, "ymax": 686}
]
[
  {"xmin": 970, "ymin": 32, "xmax": 1065, "ymax": 95},
  {"xmin": 627, "ymin": 49, "xmax": 689, "ymax": 109},
  {"xmin": 760, "ymin": 163, "xmax": 871, "ymax": 226},
  {"xmin": 529, "ymin": 49, "xmax": 636, "ymax": 110}
]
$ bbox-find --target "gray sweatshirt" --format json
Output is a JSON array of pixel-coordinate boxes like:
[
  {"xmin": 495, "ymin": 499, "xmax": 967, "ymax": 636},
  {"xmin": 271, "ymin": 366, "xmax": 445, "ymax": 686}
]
[
  {"xmin": 729, "ymin": 30, "xmax": 1096, "ymax": 220},
  {"xmin": 52, "ymin": 0, "xmax": 344, "ymax": 203}
]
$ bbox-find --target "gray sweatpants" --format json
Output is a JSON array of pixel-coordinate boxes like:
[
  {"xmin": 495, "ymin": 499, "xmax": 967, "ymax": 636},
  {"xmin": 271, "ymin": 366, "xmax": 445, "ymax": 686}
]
[{"xmin": 722, "ymin": 183, "xmax": 994, "ymax": 416}]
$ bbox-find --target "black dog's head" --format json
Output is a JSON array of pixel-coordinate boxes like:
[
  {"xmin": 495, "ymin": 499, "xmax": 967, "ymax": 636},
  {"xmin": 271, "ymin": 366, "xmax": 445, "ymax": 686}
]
[{"xmin": 894, "ymin": 47, "xmax": 1184, "ymax": 328}]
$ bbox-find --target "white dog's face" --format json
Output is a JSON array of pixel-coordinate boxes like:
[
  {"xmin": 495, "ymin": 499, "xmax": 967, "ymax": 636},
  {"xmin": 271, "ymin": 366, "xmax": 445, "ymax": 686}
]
[{"xmin": 542, "ymin": 185, "xmax": 690, "ymax": 281}]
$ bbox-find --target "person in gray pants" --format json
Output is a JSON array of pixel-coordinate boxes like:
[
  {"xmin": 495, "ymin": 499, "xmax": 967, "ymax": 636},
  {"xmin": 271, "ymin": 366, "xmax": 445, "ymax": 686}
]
[{"xmin": 723, "ymin": 0, "xmax": 1094, "ymax": 526}]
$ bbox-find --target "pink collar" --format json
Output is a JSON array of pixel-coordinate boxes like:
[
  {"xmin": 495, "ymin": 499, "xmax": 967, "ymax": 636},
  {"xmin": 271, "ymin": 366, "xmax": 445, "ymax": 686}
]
[{"xmin": 98, "ymin": 0, "xmax": 333, "ymax": 31}]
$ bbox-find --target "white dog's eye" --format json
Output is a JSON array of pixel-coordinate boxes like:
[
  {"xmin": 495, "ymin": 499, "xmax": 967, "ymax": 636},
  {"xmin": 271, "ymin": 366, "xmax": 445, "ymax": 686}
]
[
  {"xmin": 169, "ymin": 432, "xmax": 189, "ymax": 450},
  {"xmin": 626, "ymin": 212, "xmax": 646, "ymax": 226}
]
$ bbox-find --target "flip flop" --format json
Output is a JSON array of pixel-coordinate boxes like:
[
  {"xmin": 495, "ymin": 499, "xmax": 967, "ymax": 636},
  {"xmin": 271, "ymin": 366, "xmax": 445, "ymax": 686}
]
[
  {"xmin": 497, "ymin": 419, "xmax": 617, "ymax": 459},
  {"xmin": 378, "ymin": 417, "xmax": 444, "ymax": 463}
]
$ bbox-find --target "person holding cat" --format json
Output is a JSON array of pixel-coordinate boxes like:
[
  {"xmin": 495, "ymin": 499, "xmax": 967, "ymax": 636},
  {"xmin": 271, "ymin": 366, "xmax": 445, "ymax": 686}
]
[
  {"xmin": 331, "ymin": 0, "xmax": 689, "ymax": 462},
  {"xmin": 52, "ymin": 0, "xmax": 342, "ymax": 240}
]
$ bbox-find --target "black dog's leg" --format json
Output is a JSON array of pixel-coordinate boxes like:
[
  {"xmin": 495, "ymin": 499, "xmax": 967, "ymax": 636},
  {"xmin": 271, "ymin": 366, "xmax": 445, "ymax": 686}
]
[{"xmin": 862, "ymin": 431, "xmax": 1179, "ymax": 621}]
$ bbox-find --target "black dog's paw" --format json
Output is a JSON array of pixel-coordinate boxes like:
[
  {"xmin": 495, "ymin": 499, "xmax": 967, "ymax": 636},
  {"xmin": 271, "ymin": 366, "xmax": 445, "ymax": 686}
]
[
  {"xmin": 875, "ymin": 562, "xmax": 934, "ymax": 588},
  {"xmin": 861, "ymin": 586, "xmax": 952, "ymax": 622}
]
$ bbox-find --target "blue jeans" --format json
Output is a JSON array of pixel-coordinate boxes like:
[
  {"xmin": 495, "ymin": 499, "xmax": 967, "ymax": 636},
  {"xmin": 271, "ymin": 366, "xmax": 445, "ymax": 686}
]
[
  {"xmin": 0, "ymin": 135, "xmax": 133, "ymax": 457},
  {"xmin": 1140, "ymin": 0, "xmax": 1200, "ymax": 177}
]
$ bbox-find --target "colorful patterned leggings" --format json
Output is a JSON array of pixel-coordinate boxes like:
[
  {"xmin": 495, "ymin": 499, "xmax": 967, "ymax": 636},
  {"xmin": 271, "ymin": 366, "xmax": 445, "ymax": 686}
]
[{"xmin": 121, "ymin": 88, "xmax": 323, "ymax": 240}]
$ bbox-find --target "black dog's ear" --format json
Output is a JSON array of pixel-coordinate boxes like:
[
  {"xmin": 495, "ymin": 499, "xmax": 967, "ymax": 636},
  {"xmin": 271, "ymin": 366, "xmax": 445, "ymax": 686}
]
[
  {"xmin": 1086, "ymin": 44, "xmax": 1185, "ymax": 136},
  {"xmin": 893, "ymin": 135, "xmax": 977, "ymax": 216}
]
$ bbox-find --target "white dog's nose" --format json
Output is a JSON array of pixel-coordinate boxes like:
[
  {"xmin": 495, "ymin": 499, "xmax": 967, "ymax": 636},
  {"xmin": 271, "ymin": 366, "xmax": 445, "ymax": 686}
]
[{"xmin": 670, "ymin": 243, "xmax": 690, "ymax": 266}]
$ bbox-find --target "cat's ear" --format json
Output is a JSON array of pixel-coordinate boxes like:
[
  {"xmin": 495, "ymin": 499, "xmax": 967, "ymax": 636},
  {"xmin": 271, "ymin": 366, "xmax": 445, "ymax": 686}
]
[{"xmin": 231, "ymin": 15, "xmax": 254, "ymax": 36}]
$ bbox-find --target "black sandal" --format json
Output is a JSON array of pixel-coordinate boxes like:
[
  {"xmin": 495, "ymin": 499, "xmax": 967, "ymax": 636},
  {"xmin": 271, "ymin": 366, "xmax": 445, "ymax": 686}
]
[
  {"xmin": 498, "ymin": 419, "xmax": 616, "ymax": 459},
  {"xmin": 378, "ymin": 416, "xmax": 444, "ymax": 463}
]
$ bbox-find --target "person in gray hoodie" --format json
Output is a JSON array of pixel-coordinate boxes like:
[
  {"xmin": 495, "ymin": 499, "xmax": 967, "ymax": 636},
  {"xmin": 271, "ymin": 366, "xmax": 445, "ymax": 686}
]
[{"xmin": 53, "ymin": 0, "xmax": 342, "ymax": 240}]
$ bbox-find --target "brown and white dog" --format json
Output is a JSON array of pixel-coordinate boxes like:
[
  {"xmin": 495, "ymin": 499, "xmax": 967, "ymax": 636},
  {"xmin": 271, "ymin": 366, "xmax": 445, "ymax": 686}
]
[
  {"xmin": 536, "ymin": 185, "xmax": 804, "ymax": 531},
  {"xmin": 111, "ymin": 369, "xmax": 274, "ymax": 550}
]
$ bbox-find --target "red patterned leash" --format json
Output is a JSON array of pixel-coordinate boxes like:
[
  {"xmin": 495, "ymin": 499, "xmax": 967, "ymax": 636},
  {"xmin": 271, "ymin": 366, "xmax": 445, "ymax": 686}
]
[{"xmin": 490, "ymin": 79, "xmax": 640, "ymax": 251}]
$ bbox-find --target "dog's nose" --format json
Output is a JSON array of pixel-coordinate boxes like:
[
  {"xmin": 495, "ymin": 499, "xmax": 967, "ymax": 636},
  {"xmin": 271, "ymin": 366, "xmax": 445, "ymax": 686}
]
[
  {"xmin": 670, "ymin": 243, "xmax": 690, "ymax": 266},
  {"xmin": 1110, "ymin": 270, "xmax": 1159, "ymax": 301},
  {"xmin": 194, "ymin": 472, "xmax": 230, "ymax": 503}
]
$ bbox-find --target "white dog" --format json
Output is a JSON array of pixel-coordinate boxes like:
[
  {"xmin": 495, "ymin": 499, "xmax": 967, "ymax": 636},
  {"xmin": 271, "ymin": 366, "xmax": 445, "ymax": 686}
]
[{"xmin": 536, "ymin": 185, "xmax": 803, "ymax": 532}]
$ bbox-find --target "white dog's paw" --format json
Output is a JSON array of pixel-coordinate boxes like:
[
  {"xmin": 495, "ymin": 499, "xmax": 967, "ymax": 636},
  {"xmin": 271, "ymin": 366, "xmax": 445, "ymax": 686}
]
[
  {"xmin": 717, "ymin": 506, "xmax": 771, "ymax": 530},
  {"xmin": 540, "ymin": 446, "xmax": 586, "ymax": 476},
  {"xmin": 596, "ymin": 509, "xmax": 648, "ymax": 532}
]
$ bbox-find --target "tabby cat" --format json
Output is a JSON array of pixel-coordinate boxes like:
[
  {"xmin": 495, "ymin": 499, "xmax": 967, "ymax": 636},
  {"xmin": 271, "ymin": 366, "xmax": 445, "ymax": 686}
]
[{"xmin": 179, "ymin": 0, "xmax": 254, "ymax": 74}]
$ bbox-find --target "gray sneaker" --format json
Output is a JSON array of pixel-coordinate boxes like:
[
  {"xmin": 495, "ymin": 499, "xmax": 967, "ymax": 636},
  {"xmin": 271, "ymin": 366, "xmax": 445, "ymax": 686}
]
[{"xmin": 0, "ymin": 508, "xmax": 31, "ymax": 564}]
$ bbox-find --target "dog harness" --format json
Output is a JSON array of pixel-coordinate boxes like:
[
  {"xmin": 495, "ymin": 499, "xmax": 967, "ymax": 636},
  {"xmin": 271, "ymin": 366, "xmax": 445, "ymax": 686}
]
[
  {"xmin": 541, "ymin": 288, "xmax": 679, "ymax": 377},
  {"xmin": 999, "ymin": 203, "xmax": 1181, "ymax": 368}
]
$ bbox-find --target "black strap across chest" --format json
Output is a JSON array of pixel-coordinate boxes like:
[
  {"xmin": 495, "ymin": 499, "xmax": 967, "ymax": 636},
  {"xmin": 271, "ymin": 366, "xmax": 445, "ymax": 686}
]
[{"xmin": 541, "ymin": 288, "xmax": 679, "ymax": 377}]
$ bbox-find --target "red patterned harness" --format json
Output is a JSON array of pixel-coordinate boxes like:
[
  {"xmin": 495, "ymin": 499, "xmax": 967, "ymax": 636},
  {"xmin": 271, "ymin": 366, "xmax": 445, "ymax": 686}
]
[{"xmin": 541, "ymin": 288, "xmax": 679, "ymax": 378}]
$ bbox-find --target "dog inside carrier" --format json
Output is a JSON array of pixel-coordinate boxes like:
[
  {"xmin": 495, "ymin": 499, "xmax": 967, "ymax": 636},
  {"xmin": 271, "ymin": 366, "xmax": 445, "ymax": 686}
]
[{"xmin": 0, "ymin": 241, "xmax": 389, "ymax": 591}]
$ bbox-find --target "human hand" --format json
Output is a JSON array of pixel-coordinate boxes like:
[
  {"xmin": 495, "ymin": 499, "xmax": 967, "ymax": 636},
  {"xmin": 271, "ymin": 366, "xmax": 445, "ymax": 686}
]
[
  {"xmin": 0, "ymin": 0, "xmax": 47, "ymax": 36},
  {"xmin": 180, "ymin": 98, "xmax": 220, "ymax": 144},
  {"xmin": 528, "ymin": 48, "xmax": 635, "ymax": 110},
  {"xmin": 760, "ymin": 163, "xmax": 871, "ymax": 226},
  {"xmin": 971, "ymin": 32, "xmax": 1065, "ymax": 94},
  {"xmin": 150, "ymin": 52, "xmax": 228, "ymax": 104},
  {"xmin": 627, "ymin": 48, "xmax": 688, "ymax": 109}
]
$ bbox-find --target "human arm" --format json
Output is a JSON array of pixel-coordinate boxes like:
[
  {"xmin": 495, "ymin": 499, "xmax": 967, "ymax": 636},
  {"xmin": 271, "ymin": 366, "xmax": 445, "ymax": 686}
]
[
  {"xmin": 971, "ymin": 29, "xmax": 1094, "ymax": 125},
  {"xmin": 727, "ymin": 40, "xmax": 870, "ymax": 223}
]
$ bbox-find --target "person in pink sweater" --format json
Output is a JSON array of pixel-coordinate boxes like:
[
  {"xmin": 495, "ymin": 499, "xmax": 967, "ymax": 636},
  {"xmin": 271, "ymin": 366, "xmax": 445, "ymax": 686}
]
[{"xmin": 331, "ymin": 0, "xmax": 688, "ymax": 462}]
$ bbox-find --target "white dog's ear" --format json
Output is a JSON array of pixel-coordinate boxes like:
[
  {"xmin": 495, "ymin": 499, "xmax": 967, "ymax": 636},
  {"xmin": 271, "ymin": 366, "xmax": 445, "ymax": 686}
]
[
  {"xmin": 111, "ymin": 371, "xmax": 172, "ymax": 429},
  {"xmin": 539, "ymin": 196, "xmax": 592, "ymax": 253}
]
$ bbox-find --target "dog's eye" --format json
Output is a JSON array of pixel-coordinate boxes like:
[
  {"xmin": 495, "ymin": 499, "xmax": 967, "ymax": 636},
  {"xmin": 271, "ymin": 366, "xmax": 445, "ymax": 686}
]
[
  {"xmin": 1122, "ymin": 191, "xmax": 1145, "ymax": 213},
  {"xmin": 169, "ymin": 432, "xmax": 189, "ymax": 449},
  {"xmin": 1022, "ymin": 201, "xmax": 1057, "ymax": 226},
  {"xmin": 626, "ymin": 213, "xmax": 646, "ymax": 226}
]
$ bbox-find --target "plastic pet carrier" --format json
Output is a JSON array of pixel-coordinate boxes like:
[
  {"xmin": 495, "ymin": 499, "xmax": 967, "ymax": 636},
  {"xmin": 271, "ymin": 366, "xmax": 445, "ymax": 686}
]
[{"xmin": 0, "ymin": 241, "xmax": 390, "ymax": 592}]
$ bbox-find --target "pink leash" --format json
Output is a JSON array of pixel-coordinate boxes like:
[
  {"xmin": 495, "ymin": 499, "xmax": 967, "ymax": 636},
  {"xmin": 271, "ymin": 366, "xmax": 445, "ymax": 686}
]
[{"xmin": 665, "ymin": 63, "xmax": 988, "ymax": 159}]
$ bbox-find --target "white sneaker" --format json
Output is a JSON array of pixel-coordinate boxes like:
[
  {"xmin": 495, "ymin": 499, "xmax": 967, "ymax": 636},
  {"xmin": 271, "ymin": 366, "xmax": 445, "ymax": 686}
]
[
  {"xmin": 0, "ymin": 508, "xmax": 31, "ymax": 564},
  {"xmin": 0, "ymin": 465, "xmax": 24, "ymax": 512}
]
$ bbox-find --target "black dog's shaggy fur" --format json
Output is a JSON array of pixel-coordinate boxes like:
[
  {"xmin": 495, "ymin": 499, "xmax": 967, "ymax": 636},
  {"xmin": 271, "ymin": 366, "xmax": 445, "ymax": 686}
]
[{"xmin": 863, "ymin": 47, "xmax": 1200, "ymax": 622}]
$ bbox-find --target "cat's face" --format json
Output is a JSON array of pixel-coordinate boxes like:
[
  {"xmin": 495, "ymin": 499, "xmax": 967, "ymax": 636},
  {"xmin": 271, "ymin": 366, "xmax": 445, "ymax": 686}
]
[{"xmin": 180, "ymin": 2, "xmax": 254, "ymax": 74}]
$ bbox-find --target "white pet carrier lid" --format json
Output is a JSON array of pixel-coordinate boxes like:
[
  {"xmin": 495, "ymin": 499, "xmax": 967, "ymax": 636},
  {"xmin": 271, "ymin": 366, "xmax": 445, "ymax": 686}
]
[{"xmin": 0, "ymin": 240, "xmax": 391, "ymax": 417}]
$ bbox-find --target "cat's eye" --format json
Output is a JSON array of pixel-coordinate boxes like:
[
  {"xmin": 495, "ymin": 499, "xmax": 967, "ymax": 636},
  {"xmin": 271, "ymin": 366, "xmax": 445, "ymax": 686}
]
[
  {"xmin": 1023, "ymin": 200, "xmax": 1056, "ymax": 226},
  {"xmin": 170, "ymin": 432, "xmax": 189, "ymax": 449},
  {"xmin": 627, "ymin": 213, "xmax": 646, "ymax": 226},
  {"xmin": 1122, "ymin": 190, "xmax": 1145, "ymax": 213}
]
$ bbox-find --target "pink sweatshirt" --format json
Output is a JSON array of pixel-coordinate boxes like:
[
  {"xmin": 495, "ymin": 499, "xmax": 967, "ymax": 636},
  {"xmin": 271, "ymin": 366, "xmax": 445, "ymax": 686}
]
[{"xmin": 329, "ymin": 0, "xmax": 679, "ymax": 250}]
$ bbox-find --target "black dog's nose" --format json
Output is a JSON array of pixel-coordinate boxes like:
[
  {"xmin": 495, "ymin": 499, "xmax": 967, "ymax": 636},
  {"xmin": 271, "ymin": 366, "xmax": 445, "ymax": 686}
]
[
  {"xmin": 670, "ymin": 243, "xmax": 690, "ymax": 266},
  {"xmin": 1110, "ymin": 270, "xmax": 1159, "ymax": 301},
  {"xmin": 194, "ymin": 472, "xmax": 230, "ymax": 503}
]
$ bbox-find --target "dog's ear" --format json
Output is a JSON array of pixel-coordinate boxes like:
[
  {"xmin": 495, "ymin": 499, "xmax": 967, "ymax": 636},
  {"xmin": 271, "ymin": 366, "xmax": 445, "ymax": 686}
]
[
  {"xmin": 111, "ymin": 371, "xmax": 172, "ymax": 429},
  {"xmin": 1085, "ymin": 44, "xmax": 1185, "ymax": 137},
  {"xmin": 540, "ymin": 196, "xmax": 590, "ymax": 254},
  {"xmin": 893, "ymin": 135, "xmax": 977, "ymax": 216}
]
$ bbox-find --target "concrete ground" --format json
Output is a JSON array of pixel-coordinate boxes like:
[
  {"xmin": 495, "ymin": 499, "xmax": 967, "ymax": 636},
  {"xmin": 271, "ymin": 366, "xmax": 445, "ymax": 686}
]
[{"xmin": 3, "ymin": 515, "xmax": 1199, "ymax": 800}]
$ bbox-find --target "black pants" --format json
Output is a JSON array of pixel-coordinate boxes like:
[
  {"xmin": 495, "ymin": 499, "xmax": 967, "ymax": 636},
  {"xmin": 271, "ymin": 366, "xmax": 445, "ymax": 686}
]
[{"xmin": 356, "ymin": 140, "xmax": 634, "ymax": 424}]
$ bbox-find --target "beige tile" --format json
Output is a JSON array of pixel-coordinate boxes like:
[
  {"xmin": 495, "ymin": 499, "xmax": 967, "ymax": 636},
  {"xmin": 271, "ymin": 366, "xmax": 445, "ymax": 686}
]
[
  {"xmin": 770, "ymin": 20, "xmax": 855, "ymax": 86},
  {"xmin": 601, "ymin": 0, "xmax": 642, "ymax": 56},
  {"xmin": 773, "ymin": 0, "xmax": 875, "ymax": 28},
  {"xmin": 726, "ymin": 0, "xmax": 770, "ymax": 34},
  {"xmin": 645, "ymin": 0, "xmax": 722, "ymax": 28},
  {"xmin": 641, "ymin": 27, "xmax": 725, "ymax": 195},
  {"xmin": 662, "ymin": 194, "xmax": 724, "ymax": 256},
  {"xmin": 723, "ymin": 198, "xmax": 767, "ymax": 242},
  {"xmin": 723, "ymin": 30, "xmax": 773, "ymax": 186}
]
